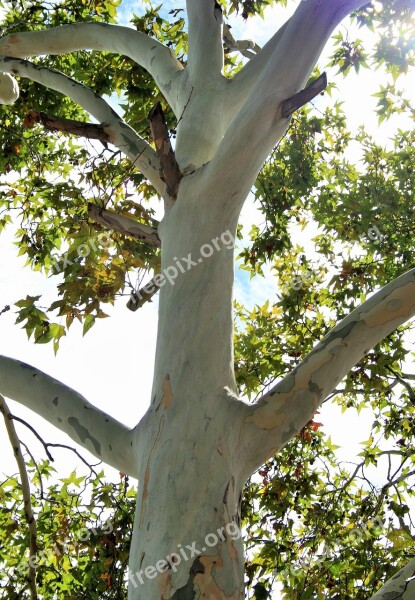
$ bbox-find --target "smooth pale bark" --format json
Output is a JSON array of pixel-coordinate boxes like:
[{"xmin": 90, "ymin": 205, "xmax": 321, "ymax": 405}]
[
  {"xmin": 0, "ymin": 356, "xmax": 139, "ymax": 477},
  {"xmin": 239, "ymin": 268, "xmax": 415, "ymax": 476},
  {"xmin": 186, "ymin": 0, "xmax": 224, "ymax": 83},
  {"xmin": 207, "ymin": 0, "xmax": 371, "ymax": 214},
  {"xmin": 0, "ymin": 1, "xmax": 411, "ymax": 598},
  {"xmin": 0, "ymin": 71, "xmax": 19, "ymax": 104},
  {"xmin": 368, "ymin": 557, "xmax": 415, "ymax": 598},
  {"xmin": 0, "ymin": 23, "xmax": 183, "ymax": 112}
]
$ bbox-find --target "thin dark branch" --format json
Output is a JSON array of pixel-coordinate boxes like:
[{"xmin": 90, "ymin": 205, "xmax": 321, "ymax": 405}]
[
  {"xmin": 47, "ymin": 443, "xmax": 101, "ymax": 476},
  {"xmin": 20, "ymin": 440, "xmax": 45, "ymax": 500},
  {"xmin": 386, "ymin": 366, "xmax": 415, "ymax": 404},
  {"xmin": 9, "ymin": 414, "xmax": 54, "ymax": 461},
  {"xmin": 6, "ymin": 412, "xmax": 102, "ymax": 476},
  {"xmin": 24, "ymin": 111, "xmax": 110, "ymax": 145}
]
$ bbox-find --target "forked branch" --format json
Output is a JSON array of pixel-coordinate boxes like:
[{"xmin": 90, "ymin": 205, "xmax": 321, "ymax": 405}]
[
  {"xmin": 223, "ymin": 24, "xmax": 261, "ymax": 59},
  {"xmin": 0, "ymin": 56, "xmax": 165, "ymax": 195},
  {"xmin": 207, "ymin": 0, "xmax": 369, "ymax": 216}
]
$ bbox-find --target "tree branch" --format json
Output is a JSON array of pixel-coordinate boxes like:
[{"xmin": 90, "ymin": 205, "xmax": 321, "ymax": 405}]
[
  {"xmin": 0, "ymin": 394, "xmax": 38, "ymax": 600},
  {"xmin": 208, "ymin": 0, "xmax": 369, "ymax": 217},
  {"xmin": 88, "ymin": 204, "xmax": 161, "ymax": 246},
  {"xmin": 149, "ymin": 102, "xmax": 182, "ymax": 199},
  {"xmin": 230, "ymin": 17, "xmax": 290, "ymax": 99},
  {"xmin": 368, "ymin": 557, "xmax": 415, "ymax": 599},
  {"xmin": 0, "ymin": 23, "xmax": 183, "ymax": 112},
  {"xmin": 0, "ymin": 56, "xmax": 165, "ymax": 196},
  {"xmin": 386, "ymin": 366, "xmax": 415, "ymax": 403},
  {"xmin": 186, "ymin": 0, "xmax": 224, "ymax": 83},
  {"xmin": 0, "ymin": 356, "xmax": 139, "ymax": 478},
  {"xmin": 239, "ymin": 268, "xmax": 415, "ymax": 475},
  {"xmin": 24, "ymin": 110, "xmax": 110, "ymax": 144}
]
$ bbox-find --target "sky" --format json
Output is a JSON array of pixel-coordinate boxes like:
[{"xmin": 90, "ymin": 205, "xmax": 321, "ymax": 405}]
[{"xmin": 0, "ymin": 0, "xmax": 414, "ymax": 596}]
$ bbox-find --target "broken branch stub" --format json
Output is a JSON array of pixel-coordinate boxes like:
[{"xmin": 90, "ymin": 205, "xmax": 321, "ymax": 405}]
[
  {"xmin": 149, "ymin": 102, "xmax": 182, "ymax": 198},
  {"xmin": 281, "ymin": 72, "xmax": 328, "ymax": 118}
]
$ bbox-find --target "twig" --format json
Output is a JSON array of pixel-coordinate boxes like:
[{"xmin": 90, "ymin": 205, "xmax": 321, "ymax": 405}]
[
  {"xmin": 9, "ymin": 414, "xmax": 54, "ymax": 461},
  {"xmin": 47, "ymin": 443, "xmax": 101, "ymax": 476},
  {"xmin": 20, "ymin": 440, "xmax": 44, "ymax": 501},
  {"xmin": 0, "ymin": 395, "xmax": 38, "ymax": 600}
]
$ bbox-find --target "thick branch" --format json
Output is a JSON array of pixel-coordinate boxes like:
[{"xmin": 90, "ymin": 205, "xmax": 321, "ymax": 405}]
[
  {"xmin": 368, "ymin": 557, "xmax": 415, "ymax": 598},
  {"xmin": 0, "ymin": 23, "xmax": 183, "ymax": 112},
  {"xmin": 230, "ymin": 18, "xmax": 290, "ymax": 101},
  {"xmin": 255, "ymin": 0, "xmax": 368, "ymax": 94},
  {"xmin": 0, "ymin": 56, "xmax": 165, "ymax": 196},
  {"xmin": 24, "ymin": 110, "xmax": 110, "ymax": 143},
  {"xmin": 240, "ymin": 268, "xmax": 415, "ymax": 475},
  {"xmin": 0, "ymin": 395, "xmax": 38, "ymax": 599},
  {"xmin": 149, "ymin": 102, "xmax": 182, "ymax": 198},
  {"xmin": 0, "ymin": 356, "xmax": 139, "ymax": 478},
  {"xmin": 88, "ymin": 204, "xmax": 161, "ymax": 246},
  {"xmin": 208, "ymin": 0, "xmax": 369, "ymax": 217},
  {"xmin": 186, "ymin": 0, "xmax": 224, "ymax": 83}
]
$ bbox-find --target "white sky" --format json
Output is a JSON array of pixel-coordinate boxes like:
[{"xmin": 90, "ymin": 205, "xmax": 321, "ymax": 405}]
[{"xmin": 0, "ymin": 1, "xmax": 414, "ymax": 597}]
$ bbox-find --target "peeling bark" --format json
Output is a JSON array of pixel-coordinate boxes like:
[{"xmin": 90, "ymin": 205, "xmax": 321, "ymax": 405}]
[{"xmin": 240, "ymin": 268, "xmax": 415, "ymax": 475}]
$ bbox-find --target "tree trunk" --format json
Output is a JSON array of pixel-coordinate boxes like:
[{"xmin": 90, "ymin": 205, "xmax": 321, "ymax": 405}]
[
  {"xmin": 2, "ymin": 3, "xmax": 415, "ymax": 598},
  {"xmin": 127, "ymin": 183, "xmax": 246, "ymax": 598}
]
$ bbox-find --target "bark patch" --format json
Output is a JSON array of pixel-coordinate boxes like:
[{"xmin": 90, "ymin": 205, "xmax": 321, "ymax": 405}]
[
  {"xmin": 68, "ymin": 417, "xmax": 101, "ymax": 456},
  {"xmin": 161, "ymin": 375, "xmax": 173, "ymax": 409},
  {"xmin": 171, "ymin": 557, "xmax": 204, "ymax": 599},
  {"xmin": 139, "ymin": 416, "xmax": 165, "ymax": 526},
  {"xmin": 193, "ymin": 556, "xmax": 240, "ymax": 599}
]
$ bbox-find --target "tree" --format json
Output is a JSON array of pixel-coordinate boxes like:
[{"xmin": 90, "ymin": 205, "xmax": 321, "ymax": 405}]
[{"xmin": 1, "ymin": 0, "xmax": 415, "ymax": 598}]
